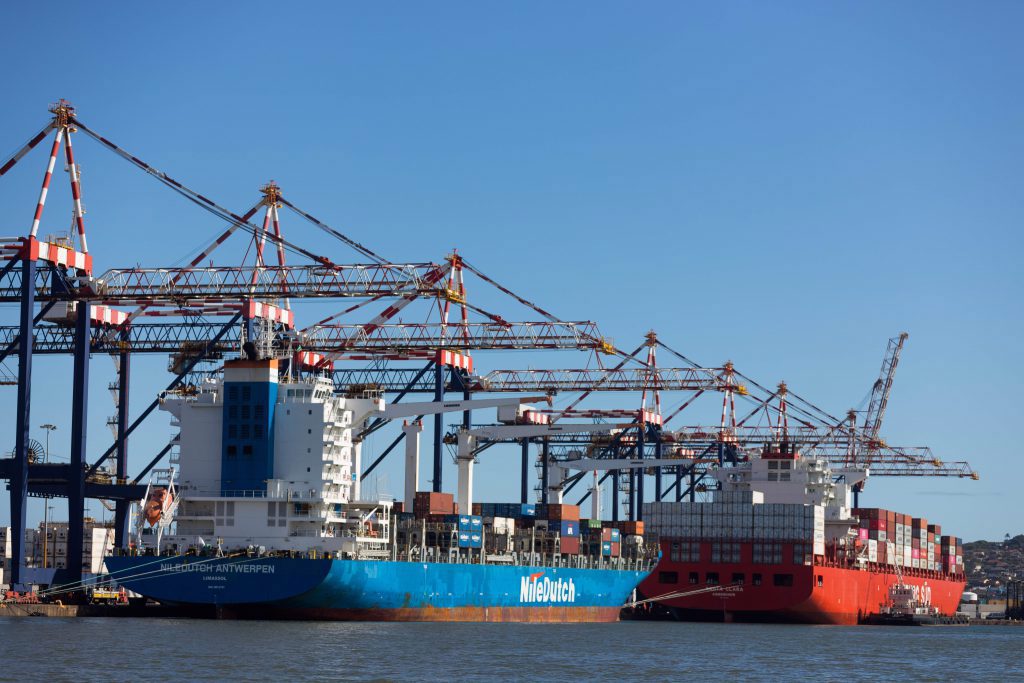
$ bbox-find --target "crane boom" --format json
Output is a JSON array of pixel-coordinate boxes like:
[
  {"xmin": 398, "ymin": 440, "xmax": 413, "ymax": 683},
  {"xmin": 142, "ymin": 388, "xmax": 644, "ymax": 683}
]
[{"xmin": 864, "ymin": 332, "xmax": 908, "ymax": 441}]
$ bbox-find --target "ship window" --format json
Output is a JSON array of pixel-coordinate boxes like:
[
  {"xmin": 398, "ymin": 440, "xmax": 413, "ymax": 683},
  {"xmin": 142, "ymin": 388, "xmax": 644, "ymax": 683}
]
[
  {"xmin": 793, "ymin": 543, "xmax": 809, "ymax": 565},
  {"xmin": 753, "ymin": 573, "xmax": 762, "ymax": 586},
  {"xmin": 773, "ymin": 573, "xmax": 794, "ymax": 587},
  {"xmin": 753, "ymin": 543, "xmax": 782, "ymax": 565},
  {"xmin": 780, "ymin": 461, "xmax": 791, "ymax": 470},
  {"xmin": 705, "ymin": 572, "xmax": 719, "ymax": 586},
  {"xmin": 689, "ymin": 572, "xmax": 699, "ymax": 584},
  {"xmin": 309, "ymin": 409, "xmax": 313, "ymax": 415},
  {"xmin": 711, "ymin": 542, "xmax": 741, "ymax": 564},
  {"xmin": 242, "ymin": 386, "xmax": 252, "ymax": 401},
  {"xmin": 226, "ymin": 445, "xmax": 237, "ymax": 458},
  {"xmin": 768, "ymin": 461, "xmax": 779, "ymax": 469},
  {"xmin": 228, "ymin": 386, "xmax": 238, "ymax": 400},
  {"xmin": 658, "ymin": 571, "xmax": 679, "ymax": 585},
  {"xmin": 241, "ymin": 405, "xmax": 250, "ymax": 419},
  {"xmin": 768, "ymin": 472, "xmax": 778, "ymax": 481},
  {"xmin": 254, "ymin": 424, "xmax": 264, "ymax": 438},
  {"xmin": 732, "ymin": 573, "xmax": 745, "ymax": 585},
  {"xmin": 255, "ymin": 404, "xmax": 265, "ymax": 419},
  {"xmin": 817, "ymin": 575, "xmax": 823, "ymax": 587},
  {"xmin": 308, "ymin": 429, "xmax": 312, "ymax": 434},
  {"xmin": 243, "ymin": 445, "xmax": 253, "ymax": 456},
  {"xmin": 779, "ymin": 472, "xmax": 791, "ymax": 481},
  {"xmin": 268, "ymin": 503, "xmax": 276, "ymax": 518}
]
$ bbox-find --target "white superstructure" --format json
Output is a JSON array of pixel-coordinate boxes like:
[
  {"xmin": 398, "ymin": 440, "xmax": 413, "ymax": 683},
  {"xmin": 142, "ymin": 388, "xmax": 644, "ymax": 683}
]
[
  {"xmin": 150, "ymin": 359, "xmax": 392, "ymax": 556},
  {"xmin": 137, "ymin": 358, "xmax": 545, "ymax": 558}
]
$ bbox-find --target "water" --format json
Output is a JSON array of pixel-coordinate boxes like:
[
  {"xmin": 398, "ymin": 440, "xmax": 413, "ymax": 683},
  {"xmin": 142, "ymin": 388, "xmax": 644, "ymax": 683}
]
[{"xmin": 0, "ymin": 618, "xmax": 1019, "ymax": 682}]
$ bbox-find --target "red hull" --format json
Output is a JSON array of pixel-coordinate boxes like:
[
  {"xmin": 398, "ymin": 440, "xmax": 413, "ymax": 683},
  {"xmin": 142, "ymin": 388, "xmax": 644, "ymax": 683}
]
[{"xmin": 641, "ymin": 541, "xmax": 965, "ymax": 625}]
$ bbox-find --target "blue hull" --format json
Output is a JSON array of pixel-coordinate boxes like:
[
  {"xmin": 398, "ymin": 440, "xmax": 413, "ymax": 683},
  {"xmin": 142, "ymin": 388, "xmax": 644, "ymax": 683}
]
[{"xmin": 104, "ymin": 555, "xmax": 649, "ymax": 622}]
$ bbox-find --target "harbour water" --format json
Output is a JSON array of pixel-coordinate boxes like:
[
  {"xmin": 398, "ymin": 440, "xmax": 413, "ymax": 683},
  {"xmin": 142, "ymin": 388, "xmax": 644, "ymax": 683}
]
[{"xmin": 0, "ymin": 618, "xmax": 1019, "ymax": 682}]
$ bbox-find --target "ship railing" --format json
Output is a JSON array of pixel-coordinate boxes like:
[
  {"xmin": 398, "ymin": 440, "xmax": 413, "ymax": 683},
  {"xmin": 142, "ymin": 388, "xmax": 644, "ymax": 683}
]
[
  {"xmin": 287, "ymin": 529, "xmax": 321, "ymax": 538},
  {"xmin": 177, "ymin": 484, "xmax": 331, "ymax": 501}
]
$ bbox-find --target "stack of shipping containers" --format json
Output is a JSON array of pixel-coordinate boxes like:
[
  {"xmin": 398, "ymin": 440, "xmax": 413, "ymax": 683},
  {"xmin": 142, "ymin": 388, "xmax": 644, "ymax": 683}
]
[
  {"xmin": 643, "ymin": 492, "xmax": 826, "ymax": 559},
  {"xmin": 852, "ymin": 508, "xmax": 963, "ymax": 575}
]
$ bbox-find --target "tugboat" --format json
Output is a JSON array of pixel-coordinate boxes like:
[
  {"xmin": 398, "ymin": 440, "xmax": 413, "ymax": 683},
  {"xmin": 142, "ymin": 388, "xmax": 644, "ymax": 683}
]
[{"xmin": 863, "ymin": 542, "xmax": 967, "ymax": 626}]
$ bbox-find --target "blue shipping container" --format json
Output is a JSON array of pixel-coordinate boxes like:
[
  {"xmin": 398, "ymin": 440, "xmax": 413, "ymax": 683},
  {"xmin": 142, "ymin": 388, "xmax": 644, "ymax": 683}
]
[
  {"xmin": 459, "ymin": 515, "xmax": 483, "ymax": 531},
  {"xmin": 602, "ymin": 541, "xmax": 613, "ymax": 556},
  {"xmin": 560, "ymin": 521, "xmax": 580, "ymax": 537},
  {"xmin": 520, "ymin": 504, "xmax": 536, "ymax": 517},
  {"xmin": 458, "ymin": 531, "xmax": 483, "ymax": 549}
]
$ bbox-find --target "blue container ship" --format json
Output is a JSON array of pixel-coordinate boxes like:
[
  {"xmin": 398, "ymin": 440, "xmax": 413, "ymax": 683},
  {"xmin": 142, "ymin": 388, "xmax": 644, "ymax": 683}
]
[
  {"xmin": 104, "ymin": 555, "xmax": 645, "ymax": 621},
  {"xmin": 105, "ymin": 358, "xmax": 654, "ymax": 621}
]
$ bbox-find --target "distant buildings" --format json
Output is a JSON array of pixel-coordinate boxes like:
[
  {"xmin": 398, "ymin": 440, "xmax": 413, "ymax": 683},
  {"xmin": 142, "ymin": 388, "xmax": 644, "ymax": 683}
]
[
  {"xmin": 964, "ymin": 535, "xmax": 1023, "ymax": 601},
  {"xmin": 0, "ymin": 519, "xmax": 115, "ymax": 586}
]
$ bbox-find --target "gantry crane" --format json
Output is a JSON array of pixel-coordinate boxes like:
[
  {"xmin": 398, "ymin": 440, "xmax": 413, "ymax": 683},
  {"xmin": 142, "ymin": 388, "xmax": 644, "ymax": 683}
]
[{"xmin": 0, "ymin": 100, "xmax": 979, "ymax": 594}]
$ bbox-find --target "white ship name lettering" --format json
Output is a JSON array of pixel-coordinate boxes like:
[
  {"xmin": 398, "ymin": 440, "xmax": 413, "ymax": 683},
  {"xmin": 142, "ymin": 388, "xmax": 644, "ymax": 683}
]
[
  {"xmin": 161, "ymin": 562, "xmax": 276, "ymax": 574},
  {"xmin": 519, "ymin": 572, "xmax": 576, "ymax": 604}
]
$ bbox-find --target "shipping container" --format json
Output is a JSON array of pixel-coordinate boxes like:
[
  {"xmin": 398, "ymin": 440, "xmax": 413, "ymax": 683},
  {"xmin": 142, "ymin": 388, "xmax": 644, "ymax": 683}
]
[
  {"xmin": 560, "ymin": 520, "xmax": 580, "ymax": 538},
  {"xmin": 560, "ymin": 536, "xmax": 580, "ymax": 555},
  {"xmin": 414, "ymin": 491, "xmax": 455, "ymax": 517}
]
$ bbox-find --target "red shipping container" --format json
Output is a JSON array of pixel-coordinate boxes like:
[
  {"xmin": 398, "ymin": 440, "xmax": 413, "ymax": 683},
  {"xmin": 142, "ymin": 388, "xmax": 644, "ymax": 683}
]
[
  {"xmin": 560, "ymin": 537, "xmax": 580, "ymax": 555},
  {"xmin": 414, "ymin": 491, "xmax": 455, "ymax": 517},
  {"xmin": 546, "ymin": 504, "xmax": 581, "ymax": 522},
  {"xmin": 609, "ymin": 542, "xmax": 621, "ymax": 557}
]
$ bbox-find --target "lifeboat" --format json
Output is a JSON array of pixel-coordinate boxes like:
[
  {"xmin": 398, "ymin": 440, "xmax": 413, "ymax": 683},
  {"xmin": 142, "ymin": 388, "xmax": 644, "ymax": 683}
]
[{"xmin": 144, "ymin": 488, "xmax": 172, "ymax": 526}]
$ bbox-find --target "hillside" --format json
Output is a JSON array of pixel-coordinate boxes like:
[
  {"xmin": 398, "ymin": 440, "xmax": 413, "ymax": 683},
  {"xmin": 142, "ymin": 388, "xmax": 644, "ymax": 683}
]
[{"xmin": 963, "ymin": 534, "xmax": 1024, "ymax": 598}]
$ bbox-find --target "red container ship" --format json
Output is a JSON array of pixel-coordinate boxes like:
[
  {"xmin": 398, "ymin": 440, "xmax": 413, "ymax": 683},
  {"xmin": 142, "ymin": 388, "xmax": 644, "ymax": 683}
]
[{"xmin": 639, "ymin": 446, "xmax": 966, "ymax": 625}]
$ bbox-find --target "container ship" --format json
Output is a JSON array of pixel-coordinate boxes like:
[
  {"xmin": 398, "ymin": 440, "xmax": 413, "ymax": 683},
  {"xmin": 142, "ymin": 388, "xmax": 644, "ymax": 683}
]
[
  {"xmin": 104, "ymin": 359, "xmax": 655, "ymax": 621},
  {"xmin": 638, "ymin": 446, "xmax": 966, "ymax": 625}
]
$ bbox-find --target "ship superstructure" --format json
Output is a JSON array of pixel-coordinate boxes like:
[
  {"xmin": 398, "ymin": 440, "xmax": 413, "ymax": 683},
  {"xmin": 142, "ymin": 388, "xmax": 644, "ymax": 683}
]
[{"xmin": 155, "ymin": 358, "xmax": 391, "ymax": 558}]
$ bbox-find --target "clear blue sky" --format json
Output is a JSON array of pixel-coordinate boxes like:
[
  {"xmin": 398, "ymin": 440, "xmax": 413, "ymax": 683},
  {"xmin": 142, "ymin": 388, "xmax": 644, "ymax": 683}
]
[{"xmin": 0, "ymin": 2, "xmax": 1020, "ymax": 541}]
